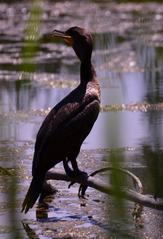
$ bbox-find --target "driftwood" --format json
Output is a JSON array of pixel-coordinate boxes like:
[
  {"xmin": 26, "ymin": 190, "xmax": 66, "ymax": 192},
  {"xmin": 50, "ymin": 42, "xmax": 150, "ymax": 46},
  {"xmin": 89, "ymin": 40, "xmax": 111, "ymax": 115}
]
[{"xmin": 45, "ymin": 167, "xmax": 163, "ymax": 211}]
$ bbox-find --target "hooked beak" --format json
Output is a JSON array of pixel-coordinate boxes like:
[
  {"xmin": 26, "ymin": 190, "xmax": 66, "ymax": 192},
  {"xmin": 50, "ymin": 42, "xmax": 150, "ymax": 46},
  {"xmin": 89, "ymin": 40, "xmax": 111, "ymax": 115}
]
[{"xmin": 42, "ymin": 29, "xmax": 73, "ymax": 46}]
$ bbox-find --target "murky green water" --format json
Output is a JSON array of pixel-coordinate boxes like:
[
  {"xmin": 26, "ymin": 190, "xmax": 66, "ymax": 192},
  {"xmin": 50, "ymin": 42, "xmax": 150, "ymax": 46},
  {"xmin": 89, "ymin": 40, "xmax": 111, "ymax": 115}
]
[{"xmin": 1, "ymin": 1, "xmax": 163, "ymax": 238}]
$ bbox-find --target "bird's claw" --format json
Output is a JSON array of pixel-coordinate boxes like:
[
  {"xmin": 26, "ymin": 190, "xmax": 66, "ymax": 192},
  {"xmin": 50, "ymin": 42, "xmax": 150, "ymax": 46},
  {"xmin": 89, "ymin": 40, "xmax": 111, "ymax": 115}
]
[
  {"xmin": 68, "ymin": 181, "xmax": 76, "ymax": 188},
  {"xmin": 68, "ymin": 181, "xmax": 87, "ymax": 198},
  {"xmin": 78, "ymin": 184, "xmax": 88, "ymax": 198},
  {"xmin": 66, "ymin": 170, "xmax": 88, "ymax": 198}
]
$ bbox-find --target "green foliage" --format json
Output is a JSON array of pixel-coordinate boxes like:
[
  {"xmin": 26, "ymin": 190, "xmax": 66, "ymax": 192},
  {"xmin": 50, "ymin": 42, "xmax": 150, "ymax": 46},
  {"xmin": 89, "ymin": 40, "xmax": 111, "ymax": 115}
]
[
  {"xmin": 8, "ymin": 172, "xmax": 22, "ymax": 239},
  {"xmin": 20, "ymin": 0, "xmax": 42, "ymax": 73},
  {"xmin": 7, "ymin": 1, "xmax": 42, "ymax": 239},
  {"xmin": 109, "ymin": 152, "xmax": 127, "ymax": 217}
]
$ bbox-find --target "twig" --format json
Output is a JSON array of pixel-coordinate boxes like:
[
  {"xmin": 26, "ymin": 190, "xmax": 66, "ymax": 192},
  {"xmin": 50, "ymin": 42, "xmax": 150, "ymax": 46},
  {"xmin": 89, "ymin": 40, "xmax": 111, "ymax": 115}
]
[
  {"xmin": 45, "ymin": 168, "xmax": 163, "ymax": 211},
  {"xmin": 89, "ymin": 167, "xmax": 143, "ymax": 193}
]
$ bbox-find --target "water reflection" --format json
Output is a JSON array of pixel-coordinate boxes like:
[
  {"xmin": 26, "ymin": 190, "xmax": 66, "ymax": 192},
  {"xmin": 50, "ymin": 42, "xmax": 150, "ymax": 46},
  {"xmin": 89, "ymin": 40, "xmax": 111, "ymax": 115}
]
[{"xmin": 1, "ymin": 1, "xmax": 163, "ymax": 238}]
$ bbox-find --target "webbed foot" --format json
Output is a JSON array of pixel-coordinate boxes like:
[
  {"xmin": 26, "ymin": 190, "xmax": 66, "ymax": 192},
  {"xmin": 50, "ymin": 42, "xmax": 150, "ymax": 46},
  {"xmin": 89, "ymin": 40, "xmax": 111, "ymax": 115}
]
[
  {"xmin": 63, "ymin": 159, "xmax": 88, "ymax": 197},
  {"xmin": 78, "ymin": 184, "xmax": 88, "ymax": 198}
]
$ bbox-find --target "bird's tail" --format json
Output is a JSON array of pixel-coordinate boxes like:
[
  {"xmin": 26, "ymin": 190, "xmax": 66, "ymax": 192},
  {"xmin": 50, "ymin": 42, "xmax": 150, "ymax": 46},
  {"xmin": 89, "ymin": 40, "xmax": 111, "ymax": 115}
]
[{"xmin": 21, "ymin": 177, "xmax": 44, "ymax": 213}]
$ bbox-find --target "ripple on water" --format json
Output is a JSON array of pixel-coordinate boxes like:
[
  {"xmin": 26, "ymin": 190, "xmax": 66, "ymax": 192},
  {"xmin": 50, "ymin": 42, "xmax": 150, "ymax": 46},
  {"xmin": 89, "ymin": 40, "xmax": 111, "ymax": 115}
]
[{"xmin": 1, "ymin": 1, "xmax": 163, "ymax": 239}]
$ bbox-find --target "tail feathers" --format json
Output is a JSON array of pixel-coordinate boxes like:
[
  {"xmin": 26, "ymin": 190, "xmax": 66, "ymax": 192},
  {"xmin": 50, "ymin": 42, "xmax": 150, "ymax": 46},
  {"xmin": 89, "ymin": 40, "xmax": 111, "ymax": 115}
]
[{"xmin": 22, "ymin": 177, "xmax": 44, "ymax": 214}]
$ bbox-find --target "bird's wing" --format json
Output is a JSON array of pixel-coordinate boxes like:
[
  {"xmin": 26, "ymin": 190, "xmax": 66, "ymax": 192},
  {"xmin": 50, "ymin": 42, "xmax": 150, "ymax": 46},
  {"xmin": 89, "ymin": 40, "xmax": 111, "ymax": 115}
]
[
  {"xmin": 36, "ymin": 103, "xmax": 80, "ymax": 146},
  {"xmin": 32, "ymin": 99, "xmax": 85, "ymax": 175},
  {"xmin": 32, "ymin": 83, "xmax": 100, "ymax": 176}
]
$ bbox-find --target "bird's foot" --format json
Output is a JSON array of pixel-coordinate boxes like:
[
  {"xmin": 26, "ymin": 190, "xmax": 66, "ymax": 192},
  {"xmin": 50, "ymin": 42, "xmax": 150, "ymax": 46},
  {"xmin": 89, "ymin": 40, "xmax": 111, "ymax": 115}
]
[
  {"xmin": 75, "ymin": 170, "xmax": 88, "ymax": 198},
  {"xmin": 67, "ymin": 170, "xmax": 88, "ymax": 198},
  {"xmin": 78, "ymin": 184, "xmax": 88, "ymax": 198},
  {"xmin": 63, "ymin": 159, "xmax": 87, "ymax": 178},
  {"xmin": 67, "ymin": 170, "xmax": 88, "ymax": 189},
  {"xmin": 69, "ymin": 169, "xmax": 88, "ymax": 178},
  {"xmin": 63, "ymin": 159, "xmax": 74, "ymax": 177},
  {"xmin": 63, "ymin": 159, "xmax": 88, "ymax": 196}
]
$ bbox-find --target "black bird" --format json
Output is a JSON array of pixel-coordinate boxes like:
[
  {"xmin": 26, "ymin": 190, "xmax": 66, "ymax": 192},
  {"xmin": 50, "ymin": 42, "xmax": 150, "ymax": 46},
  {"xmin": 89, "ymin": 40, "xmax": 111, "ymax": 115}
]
[{"xmin": 22, "ymin": 26, "xmax": 100, "ymax": 213}]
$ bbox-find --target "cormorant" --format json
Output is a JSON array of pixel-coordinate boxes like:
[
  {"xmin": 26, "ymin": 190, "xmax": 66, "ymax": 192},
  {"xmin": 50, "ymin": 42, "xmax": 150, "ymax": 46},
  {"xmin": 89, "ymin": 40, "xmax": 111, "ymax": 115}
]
[{"xmin": 22, "ymin": 26, "xmax": 100, "ymax": 213}]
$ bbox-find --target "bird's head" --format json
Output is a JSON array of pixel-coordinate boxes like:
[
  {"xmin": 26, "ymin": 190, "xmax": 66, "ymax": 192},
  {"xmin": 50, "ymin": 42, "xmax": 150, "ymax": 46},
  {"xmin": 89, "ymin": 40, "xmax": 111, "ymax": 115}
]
[{"xmin": 44, "ymin": 26, "xmax": 93, "ymax": 63}]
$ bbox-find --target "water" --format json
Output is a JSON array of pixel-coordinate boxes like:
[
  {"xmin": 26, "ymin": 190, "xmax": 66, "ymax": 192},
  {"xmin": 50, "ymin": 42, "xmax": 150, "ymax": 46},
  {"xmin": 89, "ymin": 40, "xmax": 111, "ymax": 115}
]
[{"xmin": 0, "ymin": 1, "xmax": 163, "ymax": 238}]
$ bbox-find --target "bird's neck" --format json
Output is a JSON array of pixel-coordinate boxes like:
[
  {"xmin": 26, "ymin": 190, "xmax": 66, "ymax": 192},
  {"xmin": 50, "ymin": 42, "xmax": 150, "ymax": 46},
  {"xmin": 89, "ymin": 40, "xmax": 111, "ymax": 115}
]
[{"xmin": 80, "ymin": 60, "xmax": 96, "ymax": 83}]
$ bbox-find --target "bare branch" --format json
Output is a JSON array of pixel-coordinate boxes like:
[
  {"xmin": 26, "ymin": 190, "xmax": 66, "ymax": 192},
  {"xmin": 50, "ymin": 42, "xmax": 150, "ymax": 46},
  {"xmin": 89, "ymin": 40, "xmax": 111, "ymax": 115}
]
[{"xmin": 45, "ymin": 168, "xmax": 163, "ymax": 211}]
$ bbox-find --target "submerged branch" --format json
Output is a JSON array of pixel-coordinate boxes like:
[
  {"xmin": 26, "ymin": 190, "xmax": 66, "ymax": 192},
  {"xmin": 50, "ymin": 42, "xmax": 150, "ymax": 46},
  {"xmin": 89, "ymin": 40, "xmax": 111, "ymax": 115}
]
[{"xmin": 45, "ymin": 168, "xmax": 163, "ymax": 211}]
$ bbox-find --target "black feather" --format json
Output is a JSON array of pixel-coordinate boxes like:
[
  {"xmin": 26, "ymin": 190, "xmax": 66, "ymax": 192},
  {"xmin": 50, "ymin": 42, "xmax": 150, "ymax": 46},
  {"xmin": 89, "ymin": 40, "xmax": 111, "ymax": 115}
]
[
  {"xmin": 22, "ymin": 27, "xmax": 100, "ymax": 213},
  {"xmin": 22, "ymin": 177, "xmax": 44, "ymax": 213}
]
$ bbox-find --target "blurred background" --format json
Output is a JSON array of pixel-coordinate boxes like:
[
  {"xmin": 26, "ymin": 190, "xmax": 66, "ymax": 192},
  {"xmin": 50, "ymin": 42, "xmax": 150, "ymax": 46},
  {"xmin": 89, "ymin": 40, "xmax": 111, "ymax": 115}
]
[{"xmin": 0, "ymin": 0, "xmax": 163, "ymax": 238}]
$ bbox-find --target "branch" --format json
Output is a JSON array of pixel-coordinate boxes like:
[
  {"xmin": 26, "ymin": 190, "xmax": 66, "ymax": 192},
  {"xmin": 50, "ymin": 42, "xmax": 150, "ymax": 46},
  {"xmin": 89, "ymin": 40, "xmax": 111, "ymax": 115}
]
[{"xmin": 45, "ymin": 168, "xmax": 163, "ymax": 211}]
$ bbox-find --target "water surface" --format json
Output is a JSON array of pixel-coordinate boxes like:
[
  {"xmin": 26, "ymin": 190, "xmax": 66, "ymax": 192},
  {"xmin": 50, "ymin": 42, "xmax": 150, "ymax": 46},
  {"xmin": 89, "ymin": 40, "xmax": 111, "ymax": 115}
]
[{"xmin": 0, "ymin": 1, "xmax": 163, "ymax": 238}]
